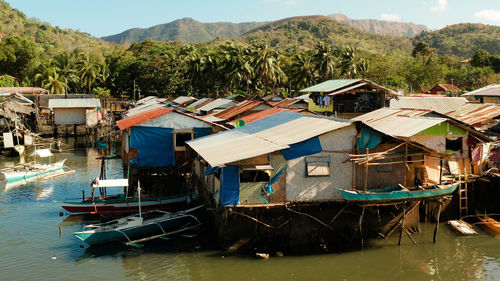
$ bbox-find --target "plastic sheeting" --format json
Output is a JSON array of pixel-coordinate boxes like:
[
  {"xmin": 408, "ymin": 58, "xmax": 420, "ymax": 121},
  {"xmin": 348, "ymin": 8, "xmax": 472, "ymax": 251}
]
[
  {"xmin": 357, "ymin": 127, "xmax": 382, "ymax": 153},
  {"xmin": 130, "ymin": 126, "xmax": 175, "ymax": 167},
  {"xmin": 281, "ymin": 137, "xmax": 322, "ymax": 160},
  {"xmin": 193, "ymin": 127, "xmax": 213, "ymax": 139},
  {"xmin": 219, "ymin": 165, "xmax": 240, "ymax": 206}
]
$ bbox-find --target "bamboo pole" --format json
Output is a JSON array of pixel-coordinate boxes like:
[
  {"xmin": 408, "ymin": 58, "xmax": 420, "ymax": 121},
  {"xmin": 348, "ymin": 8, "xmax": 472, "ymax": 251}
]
[
  {"xmin": 398, "ymin": 207, "xmax": 406, "ymax": 246},
  {"xmin": 364, "ymin": 148, "xmax": 369, "ymax": 191},
  {"xmin": 433, "ymin": 202, "xmax": 442, "ymax": 243},
  {"xmin": 404, "ymin": 143, "xmax": 408, "ymax": 186}
]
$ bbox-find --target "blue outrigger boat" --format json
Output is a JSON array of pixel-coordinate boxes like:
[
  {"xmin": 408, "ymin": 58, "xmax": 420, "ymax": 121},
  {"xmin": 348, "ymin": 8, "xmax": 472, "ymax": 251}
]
[
  {"xmin": 74, "ymin": 204, "xmax": 203, "ymax": 245},
  {"xmin": 338, "ymin": 182, "xmax": 459, "ymax": 202}
]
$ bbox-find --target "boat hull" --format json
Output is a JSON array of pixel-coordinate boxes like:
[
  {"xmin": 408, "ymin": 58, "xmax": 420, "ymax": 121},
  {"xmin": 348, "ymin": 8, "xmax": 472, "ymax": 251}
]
[
  {"xmin": 338, "ymin": 183, "xmax": 459, "ymax": 202},
  {"xmin": 0, "ymin": 159, "xmax": 66, "ymax": 187},
  {"xmin": 59, "ymin": 194, "xmax": 190, "ymax": 214},
  {"xmin": 74, "ymin": 206, "xmax": 203, "ymax": 245},
  {"xmin": 477, "ymin": 214, "xmax": 500, "ymax": 236}
]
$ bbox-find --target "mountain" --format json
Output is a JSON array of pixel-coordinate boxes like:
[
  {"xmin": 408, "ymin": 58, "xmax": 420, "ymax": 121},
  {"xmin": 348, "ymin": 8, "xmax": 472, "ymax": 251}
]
[
  {"xmin": 102, "ymin": 18, "xmax": 267, "ymax": 44},
  {"xmin": 0, "ymin": 0, "xmax": 113, "ymax": 55},
  {"xmin": 328, "ymin": 14, "xmax": 428, "ymax": 37},
  {"xmin": 236, "ymin": 16, "xmax": 413, "ymax": 53},
  {"xmin": 413, "ymin": 23, "xmax": 500, "ymax": 58}
]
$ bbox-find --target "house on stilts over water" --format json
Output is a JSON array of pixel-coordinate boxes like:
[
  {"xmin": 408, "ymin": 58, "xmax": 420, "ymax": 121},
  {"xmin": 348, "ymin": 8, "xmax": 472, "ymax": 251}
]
[
  {"xmin": 116, "ymin": 104, "xmax": 227, "ymax": 199},
  {"xmin": 186, "ymin": 111, "xmax": 465, "ymax": 252}
]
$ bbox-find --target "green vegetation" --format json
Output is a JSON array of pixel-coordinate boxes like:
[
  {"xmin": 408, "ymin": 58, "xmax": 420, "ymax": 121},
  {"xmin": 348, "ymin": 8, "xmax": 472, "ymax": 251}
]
[
  {"xmin": 102, "ymin": 18, "xmax": 266, "ymax": 44},
  {"xmin": 0, "ymin": 1, "xmax": 499, "ymax": 99},
  {"xmin": 413, "ymin": 23, "xmax": 500, "ymax": 58}
]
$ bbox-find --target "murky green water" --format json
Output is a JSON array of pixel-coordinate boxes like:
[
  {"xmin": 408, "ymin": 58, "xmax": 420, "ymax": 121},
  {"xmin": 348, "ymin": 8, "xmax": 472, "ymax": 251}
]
[{"xmin": 1, "ymin": 148, "xmax": 499, "ymax": 281}]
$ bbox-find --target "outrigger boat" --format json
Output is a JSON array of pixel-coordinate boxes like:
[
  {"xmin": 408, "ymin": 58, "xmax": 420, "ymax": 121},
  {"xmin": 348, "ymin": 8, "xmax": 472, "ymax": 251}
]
[
  {"xmin": 0, "ymin": 149, "xmax": 67, "ymax": 188},
  {"xmin": 337, "ymin": 182, "xmax": 459, "ymax": 202},
  {"xmin": 476, "ymin": 211, "xmax": 500, "ymax": 236},
  {"xmin": 73, "ymin": 184, "xmax": 203, "ymax": 246},
  {"xmin": 58, "ymin": 178, "xmax": 191, "ymax": 214}
]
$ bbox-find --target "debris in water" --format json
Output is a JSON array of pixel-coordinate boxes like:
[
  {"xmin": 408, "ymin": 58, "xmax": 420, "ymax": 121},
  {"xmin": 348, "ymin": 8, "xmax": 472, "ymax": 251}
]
[
  {"xmin": 256, "ymin": 253, "xmax": 269, "ymax": 260},
  {"xmin": 51, "ymin": 254, "xmax": 56, "ymax": 260}
]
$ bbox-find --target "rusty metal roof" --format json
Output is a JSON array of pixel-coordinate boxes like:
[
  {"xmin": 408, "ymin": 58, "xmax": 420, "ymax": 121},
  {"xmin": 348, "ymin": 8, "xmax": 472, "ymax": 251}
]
[
  {"xmin": 172, "ymin": 96, "xmax": 197, "ymax": 105},
  {"xmin": 353, "ymin": 108, "xmax": 446, "ymax": 138},
  {"xmin": 445, "ymin": 103, "xmax": 500, "ymax": 126},
  {"xmin": 462, "ymin": 84, "xmax": 500, "ymax": 97},
  {"xmin": 273, "ymin": 98, "xmax": 302, "ymax": 107},
  {"xmin": 188, "ymin": 98, "xmax": 213, "ymax": 109},
  {"xmin": 211, "ymin": 100, "xmax": 263, "ymax": 121},
  {"xmin": 187, "ymin": 111, "xmax": 352, "ymax": 166},
  {"xmin": 389, "ymin": 97, "xmax": 468, "ymax": 114},
  {"xmin": 230, "ymin": 107, "xmax": 303, "ymax": 126},
  {"xmin": 117, "ymin": 108, "xmax": 173, "ymax": 130},
  {"xmin": 197, "ymin": 98, "xmax": 236, "ymax": 112}
]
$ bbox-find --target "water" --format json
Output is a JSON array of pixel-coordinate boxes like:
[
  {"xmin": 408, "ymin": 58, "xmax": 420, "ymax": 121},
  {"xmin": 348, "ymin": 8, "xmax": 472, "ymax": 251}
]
[{"xmin": 1, "ymin": 148, "xmax": 500, "ymax": 281}]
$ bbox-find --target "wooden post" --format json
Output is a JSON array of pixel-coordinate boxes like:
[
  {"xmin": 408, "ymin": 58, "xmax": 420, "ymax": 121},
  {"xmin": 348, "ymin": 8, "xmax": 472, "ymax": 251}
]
[
  {"xmin": 439, "ymin": 158, "xmax": 443, "ymax": 184},
  {"xmin": 359, "ymin": 206, "xmax": 365, "ymax": 248},
  {"xmin": 433, "ymin": 202, "xmax": 442, "ymax": 243},
  {"xmin": 404, "ymin": 143, "xmax": 408, "ymax": 186},
  {"xmin": 352, "ymin": 136, "xmax": 356, "ymax": 190},
  {"xmin": 398, "ymin": 207, "xmax": 406, "ymax": 246},
  {"xmin": 364, "ymin": 149, "xmax": 369, "ymax": 191}
]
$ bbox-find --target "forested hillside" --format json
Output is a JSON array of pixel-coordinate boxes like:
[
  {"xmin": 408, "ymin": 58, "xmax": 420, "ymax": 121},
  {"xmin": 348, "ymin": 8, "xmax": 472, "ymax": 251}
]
[
  {"xmin": 102, "ymin": 18, "xmax": 267, "ymax": 44},
  {"xmin": 328, "ymin": 14, "xmax": 428, "ymax": 37},
  {"xmin": 413, "ymin": 23, "xmax": 500, "ymax": 58},
  {"xmin": 237, "ymin": 16, "xmax": 413, "ymax": 53}
]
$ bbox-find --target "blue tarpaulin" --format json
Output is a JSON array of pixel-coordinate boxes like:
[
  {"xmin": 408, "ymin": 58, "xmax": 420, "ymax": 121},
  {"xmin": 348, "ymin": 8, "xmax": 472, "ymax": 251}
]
[
  {"xmin": 219, "ymin": 165, "xmax": 240, "ymax": 206},
  {"xmin": 194, "ymin": 127, "xmax": 213, "ymax": 139},
  {"xmin": 204, "ymin": 166, "xmax": 220, "ymax": 176},
  {"xmin": 130, "ymin": 126, "xmax": 175, "ymax": 167},
  {"xmin": 357, "ymin": 127, "xmax": 382, "ymax": 153},
  {"xmin": 281, "ymin": 137, "xmax": 322, "ymax": 160}
]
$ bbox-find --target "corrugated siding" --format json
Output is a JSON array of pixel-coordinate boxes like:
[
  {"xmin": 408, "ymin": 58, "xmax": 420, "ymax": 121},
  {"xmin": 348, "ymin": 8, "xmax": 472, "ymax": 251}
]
[
  {"xmin": 197, "ymin": 99, "xmax": 236, "ymax": 112},
  {"xmin": 463, "ymin": 84, "xmax": 500, "ymax": 97},
  {"xmin": 445, "ymin": 103, "xmax": 500, "ymax": 125},
  {"xmin": 49, "ymin": 98, "xmax": 101, "ymax": 108},
  {"xmin": 300, "ymin": 79, "xmax": 361, "ymax": 93},
  {"xmin": 117, "ymin": 108, "xmax": 173, "ymax": 130},
  {"xmin": 390, "ymin": 97, "xmax": 468, "ymax": 114}
]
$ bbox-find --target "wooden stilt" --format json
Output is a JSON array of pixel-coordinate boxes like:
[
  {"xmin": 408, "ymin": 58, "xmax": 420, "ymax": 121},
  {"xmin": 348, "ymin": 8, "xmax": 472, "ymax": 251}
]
[
  {"xmin": 433, "ymin": 202, "xmax": 442, "ymax": 243},
  {"xmin": 364, "ymin": 149, "xmax": 369, "ymax": 191},
  {"xmin": 359, "ymin": 206, "xmax": 365, "ymax": 248},
  {"xmin": 404, "ymin": 143, "xmax": 408, "ymax": 185},
  {"xmin": 398, "ymin": 207, "xmax": 406, "ymax": 246}
]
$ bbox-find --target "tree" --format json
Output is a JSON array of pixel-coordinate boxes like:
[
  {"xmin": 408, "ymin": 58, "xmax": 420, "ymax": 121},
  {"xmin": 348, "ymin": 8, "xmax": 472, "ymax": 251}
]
[
  {"xmin": 290, "ymin": 52, "xmax": 316, "ymax": 90},
  {"xmin": 0, "ymin": 36, "xmax": 39, "ymax": 81},
  {"xmin": 337, "ymin": 46, "xmax": 368, "ymax": 79},
  {"xmin": 312, "ymin": 42, "xmax": 338, "ymax": 80},
  {"xmin": 251, "ymin": 41, "xmax": 286, "ymax": 93},
  {"xmin": 35, "ymin": 68, "xmax": 67, "ymax": 95},
  {"xmin": 470, "ymin": 49, "xmax": 491, "ymax": 68},
  {"xmin": 76, "ymin": 51, "xmax": 99, "ymax": 93}
]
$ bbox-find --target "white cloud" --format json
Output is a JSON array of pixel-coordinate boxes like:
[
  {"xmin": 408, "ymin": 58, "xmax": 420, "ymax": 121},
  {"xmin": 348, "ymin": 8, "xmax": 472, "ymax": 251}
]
[
  {"xmin": 380, "ymin": 14, "xmax": 402, "ymax": 22},
  {"xmin": 474, "ymin": 10, "xmax": 500, "ymax": 23},
  {"xmin": 430, "ymin": 0, "xmax": 448, "ymax": 12}
]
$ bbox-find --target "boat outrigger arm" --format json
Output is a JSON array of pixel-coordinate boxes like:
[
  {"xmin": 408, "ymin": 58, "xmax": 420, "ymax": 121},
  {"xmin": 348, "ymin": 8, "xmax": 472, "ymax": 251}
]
[{"xmin": 90, "ymin": 178, "xmax": 129, "ymax": 201}]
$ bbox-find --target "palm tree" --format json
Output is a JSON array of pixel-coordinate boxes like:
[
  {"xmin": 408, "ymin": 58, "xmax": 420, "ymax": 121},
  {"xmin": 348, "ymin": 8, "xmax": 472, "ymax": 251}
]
[
  {"xmin": 290, "ymin": 52, "xmax": 316, "ymax": 90},
  {"xmin": 313, "ymin": 42, "xmax": 338, "ymax": 81},
  {"xmin": 76, "ymin": 51, "xmax": 98, "ymax": 93},
  {"xmin": 337, "ymin": 46, "xmax": 368, "ymax": 79},
  {"xmin": 36, "ymin": 68, "xmax": 67, "ymax": 95},
  {"xmin": 218, "ymin": 42, "xmax": 254, "ymax": 94},
  {"xmin": 251, "ymin": 42, "xmax": 286, "ymax": 94}
]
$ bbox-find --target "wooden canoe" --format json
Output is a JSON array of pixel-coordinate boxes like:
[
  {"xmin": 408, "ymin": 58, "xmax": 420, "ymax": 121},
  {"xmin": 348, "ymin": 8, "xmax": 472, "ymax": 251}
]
[{"xmin": 476, "ymin": 213, "xmax": 500, "ymax": 236}]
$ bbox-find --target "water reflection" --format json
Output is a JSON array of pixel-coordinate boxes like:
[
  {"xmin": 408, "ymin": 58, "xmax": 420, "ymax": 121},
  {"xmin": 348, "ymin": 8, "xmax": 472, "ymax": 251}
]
[{"xmin": 0, "ymin": 147, "xmax": 500, "ymax": 281}]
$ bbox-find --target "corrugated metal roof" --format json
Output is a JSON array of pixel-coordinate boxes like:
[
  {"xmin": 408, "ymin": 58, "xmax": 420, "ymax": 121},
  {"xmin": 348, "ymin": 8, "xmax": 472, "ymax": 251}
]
[
  {"xmin": 188, "ymin": 98, "xmax": 212, "ymax": 109},
  {"xmin": 300, "ymin": 79, "xmax": 361, "ymax": 93},
  {"xmin": 187, "ymin": 111, "xmax": 352, "ymax": 166},
  {"xmin": 117, "ymin": 108, "xmax": 173, "ymax": 130},
  {"xmin": 48, "ymin": 98, "xmax": 101, "ymax": 108},
  {"xmin": 172, "ymin": 96, "xmax": 197, "ymax": 105},
  {"xmin": 229, "ymin": 107, "xmax": 303, "ymax": 126},
  {"xmin": 273, "ymin": 98, "xmax": 301, "ymax": 107},
  {"xmin": 445, "ymin": 103, "xmax": 500, "ymax": 126},
  {"xmin": 389, "ymin": 97, "xmax": 468, "ymax": 114},
  {"xmin": 211, "ymin": 100, "xmax": 263, "ymax": 120},
  {"xmin": 353, "ymin": 108, "xmax": 446, "ymax": 138},
  {"xmin": 327, "ymin": 82, "xmax": 367, "ymax": 96},
  {"xmin": 463, "ymin": 84, "xmax": 500, "ymax": 97},
  {"xmin": 125, "ymin": 102, "xmax": 168, "ymax": 117},
  {"xmin": 197, "ymin": 98, "xmax": 236, "ymax": 112}
]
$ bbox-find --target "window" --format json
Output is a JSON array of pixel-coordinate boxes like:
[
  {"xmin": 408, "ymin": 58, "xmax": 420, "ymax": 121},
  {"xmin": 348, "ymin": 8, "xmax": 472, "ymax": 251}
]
[
  {"xmin": 174, "ymin": 129, "xmax": 193, "ymax": 151},
  {"xmin": 445, "ymin": 137, "xmax": 463, "ymax": 152},
  {"xmin": 240, "ymin": 165, "xmax": 272, "ymax": 183},
  {"xmin": 306, "ymin": 156, "xmax": 330, "ymax": 177}
]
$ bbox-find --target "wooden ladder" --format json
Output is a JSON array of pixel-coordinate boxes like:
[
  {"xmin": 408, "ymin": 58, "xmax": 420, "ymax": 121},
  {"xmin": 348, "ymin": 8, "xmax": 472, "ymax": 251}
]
[{"xmin": 458, "ymin": 167, "xmax": 468, "ymax": 218}]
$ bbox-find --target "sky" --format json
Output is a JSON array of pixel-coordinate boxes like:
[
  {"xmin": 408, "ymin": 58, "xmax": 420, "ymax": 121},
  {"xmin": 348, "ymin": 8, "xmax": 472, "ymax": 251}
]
[{"xmin": 6, "ymin": 0, "xmax": 500, "ymax": 38}]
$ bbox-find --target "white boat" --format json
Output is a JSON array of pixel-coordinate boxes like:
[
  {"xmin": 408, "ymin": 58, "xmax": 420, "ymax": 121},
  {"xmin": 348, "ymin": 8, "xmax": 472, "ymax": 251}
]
[{"xmin": 0, "ymin": 149, "xmax": 67, "ymax": 188}]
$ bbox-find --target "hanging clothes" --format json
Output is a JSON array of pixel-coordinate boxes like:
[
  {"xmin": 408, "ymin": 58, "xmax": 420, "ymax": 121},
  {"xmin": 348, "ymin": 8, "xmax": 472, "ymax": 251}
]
[{"xmin": 471, "ymin": 145, "xmax": 482, "ymax": 164}]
